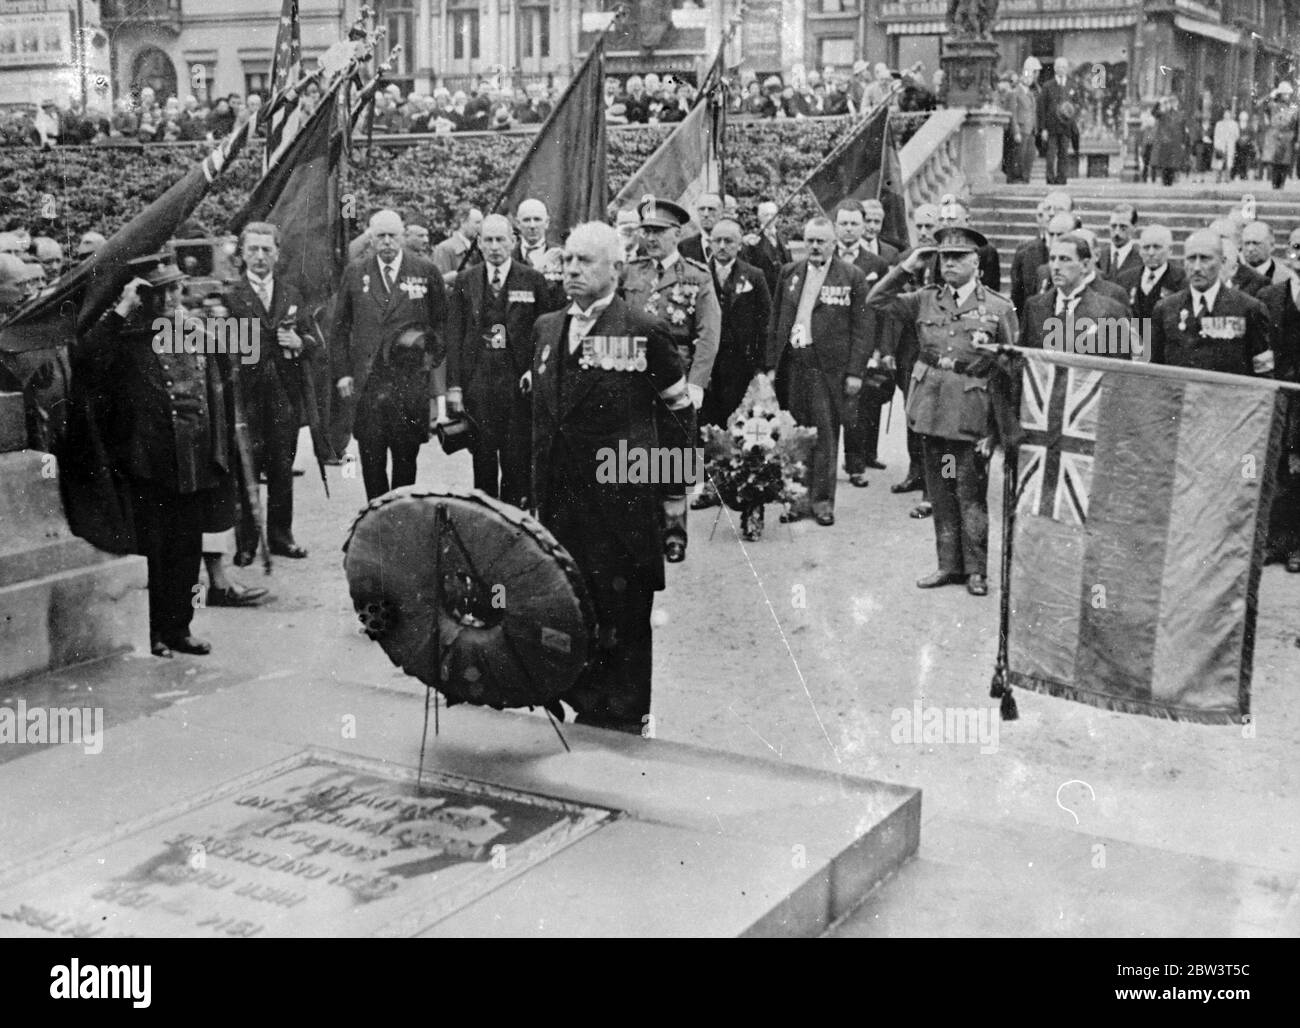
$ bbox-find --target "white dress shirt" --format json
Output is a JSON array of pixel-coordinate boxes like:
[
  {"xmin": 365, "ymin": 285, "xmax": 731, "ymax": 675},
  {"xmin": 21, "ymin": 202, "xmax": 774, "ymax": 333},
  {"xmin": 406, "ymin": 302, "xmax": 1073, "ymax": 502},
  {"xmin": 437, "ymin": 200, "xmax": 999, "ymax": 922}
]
[
  {"xmin": 1190, "ymin": 279, "xmax": 1222, "ymax": 317},
  {"xmin": 566, "ymin": 291, "xmax": 616, "ymax": 352}
]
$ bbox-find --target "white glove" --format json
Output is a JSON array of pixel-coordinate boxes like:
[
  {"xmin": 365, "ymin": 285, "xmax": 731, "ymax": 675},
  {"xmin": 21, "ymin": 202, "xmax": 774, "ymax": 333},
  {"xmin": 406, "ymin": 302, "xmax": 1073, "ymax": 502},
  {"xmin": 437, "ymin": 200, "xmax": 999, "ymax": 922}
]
[{"xmin": 686, "ymin": 384, "xmax": 704, "ymax": 409}]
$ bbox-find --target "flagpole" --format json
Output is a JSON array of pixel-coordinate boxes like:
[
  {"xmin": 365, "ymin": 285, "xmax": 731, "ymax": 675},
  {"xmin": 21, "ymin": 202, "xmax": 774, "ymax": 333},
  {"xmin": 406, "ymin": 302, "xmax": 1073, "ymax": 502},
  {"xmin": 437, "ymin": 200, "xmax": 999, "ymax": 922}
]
[
  {"xmin": 490, "ymin": 4, "xmax": 627, "ymax": 206},
  {"xmin": 757, "ymin": 79, "xmax": 905, "ymax": 236}
]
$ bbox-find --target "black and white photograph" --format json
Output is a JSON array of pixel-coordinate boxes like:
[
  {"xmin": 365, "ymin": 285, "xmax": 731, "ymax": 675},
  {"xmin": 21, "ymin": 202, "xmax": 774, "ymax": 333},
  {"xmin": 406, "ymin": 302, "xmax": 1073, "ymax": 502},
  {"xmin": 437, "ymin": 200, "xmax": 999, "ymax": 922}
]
[{"xmin": 0, "ymin": 0, "xmax": 1296, "ymax": 974}]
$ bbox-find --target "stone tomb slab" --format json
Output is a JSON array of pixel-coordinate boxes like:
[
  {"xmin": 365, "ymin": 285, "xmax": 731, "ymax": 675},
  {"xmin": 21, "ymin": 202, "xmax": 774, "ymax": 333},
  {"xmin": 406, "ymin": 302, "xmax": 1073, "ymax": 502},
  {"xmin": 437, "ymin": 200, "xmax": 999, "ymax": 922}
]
[{"xmin": 0, "ymin": 750, "xmax": 610, "ymax": 938}]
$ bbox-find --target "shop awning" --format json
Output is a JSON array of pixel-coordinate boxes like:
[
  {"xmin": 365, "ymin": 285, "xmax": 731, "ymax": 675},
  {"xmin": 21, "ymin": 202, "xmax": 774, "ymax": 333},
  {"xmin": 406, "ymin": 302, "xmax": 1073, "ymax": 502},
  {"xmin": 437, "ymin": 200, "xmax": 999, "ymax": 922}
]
[
  {"xmin": 886, "ymin": 13, "xmax": 1136, "ymax": 34},
  {"xmin": 1173, "ymin": 14, "xmax": 1242, "ymax": 47}
]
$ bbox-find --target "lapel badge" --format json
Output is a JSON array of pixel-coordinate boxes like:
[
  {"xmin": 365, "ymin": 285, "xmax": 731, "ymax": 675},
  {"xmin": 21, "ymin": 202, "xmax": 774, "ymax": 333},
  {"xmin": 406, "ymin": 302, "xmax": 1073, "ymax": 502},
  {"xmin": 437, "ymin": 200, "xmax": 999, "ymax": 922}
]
[{"xmin": 362, "ymin": 273, "xmax": 371, "ymax": 294}]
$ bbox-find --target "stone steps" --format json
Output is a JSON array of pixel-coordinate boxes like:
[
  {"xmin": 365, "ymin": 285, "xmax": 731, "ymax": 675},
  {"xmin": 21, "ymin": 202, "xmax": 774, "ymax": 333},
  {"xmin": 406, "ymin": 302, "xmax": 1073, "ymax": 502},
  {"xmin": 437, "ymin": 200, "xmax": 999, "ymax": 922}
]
[{"xmin": 970, "ymin": 183, "xmax": 1299, "ymax": 273}]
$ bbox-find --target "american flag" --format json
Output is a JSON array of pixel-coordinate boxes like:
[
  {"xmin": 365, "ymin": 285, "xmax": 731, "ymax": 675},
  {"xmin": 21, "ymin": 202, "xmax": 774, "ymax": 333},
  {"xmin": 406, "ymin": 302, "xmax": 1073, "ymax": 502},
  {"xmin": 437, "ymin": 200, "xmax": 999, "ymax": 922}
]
[{"xmin": 262, "ymin": 0, "xmax": 302, "ymax": 170}]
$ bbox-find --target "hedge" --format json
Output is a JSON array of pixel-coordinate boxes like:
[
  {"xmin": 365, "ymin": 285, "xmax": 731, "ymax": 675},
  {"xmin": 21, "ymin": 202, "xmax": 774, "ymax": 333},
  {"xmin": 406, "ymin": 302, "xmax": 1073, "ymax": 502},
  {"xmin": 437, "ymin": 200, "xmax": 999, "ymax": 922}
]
[{"xmin": 0, "ymin": 113, "xmax": 927, "ymax": 249}]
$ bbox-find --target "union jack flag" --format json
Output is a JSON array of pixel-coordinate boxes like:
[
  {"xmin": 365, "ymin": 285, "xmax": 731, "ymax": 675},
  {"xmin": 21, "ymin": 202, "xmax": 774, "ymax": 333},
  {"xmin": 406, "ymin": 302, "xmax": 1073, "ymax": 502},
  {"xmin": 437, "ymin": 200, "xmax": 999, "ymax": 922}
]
[
  {"xmin": 1015, "ymin": 358, "xmax": 1101, "ymax": 526},
  {"xmin": 262, "ymin": 0, "xmax": 301, "ymax": 169}
]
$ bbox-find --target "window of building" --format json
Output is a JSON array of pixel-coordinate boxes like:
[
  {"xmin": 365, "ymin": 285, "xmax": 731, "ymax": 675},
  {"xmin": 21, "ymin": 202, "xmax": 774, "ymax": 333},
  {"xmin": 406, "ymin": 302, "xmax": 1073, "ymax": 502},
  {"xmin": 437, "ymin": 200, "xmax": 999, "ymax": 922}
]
[
  {"xmin": 452, "ymin": 6, "xmax": 480, "ymax": 62},
  {"xmin": 520, "ymin": 4, "xmax": 551, "ymax": 61},
  {"xmin": 244, "ymin": 69, "xmax": 269, "ymax": 97},
  {"xmin": 817, "ymin": 0, "xmax": 860, "ymax": 12},
  {"xmin": 376, "ymin": 1, "xmax": 415, "ymax": 81},
  {"xmin": 819, "ymin": 37, "xmax": 856, "ymax": 69},
  {"xmin": 186, "ymin": 60, "xmax": 217, "ymax": 103}
]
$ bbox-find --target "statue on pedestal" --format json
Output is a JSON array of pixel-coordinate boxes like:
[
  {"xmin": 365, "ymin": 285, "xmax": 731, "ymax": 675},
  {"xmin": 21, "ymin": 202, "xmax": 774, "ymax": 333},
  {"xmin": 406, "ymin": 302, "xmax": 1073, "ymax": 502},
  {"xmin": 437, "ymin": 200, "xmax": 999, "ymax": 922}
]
[{"xmin": 947, "ymin": 0, "xmax": 1000, "ymax": 40}]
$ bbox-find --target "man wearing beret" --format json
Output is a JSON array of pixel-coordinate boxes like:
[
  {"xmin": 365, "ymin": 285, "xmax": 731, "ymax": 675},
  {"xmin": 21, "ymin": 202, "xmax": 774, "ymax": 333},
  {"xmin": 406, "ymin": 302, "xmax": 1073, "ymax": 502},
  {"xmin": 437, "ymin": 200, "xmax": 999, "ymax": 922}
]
[
  {"xmin": 332, "ymin": 209, "xmax": 447, "ymax": 500},
  {"xmin": 620, "ymin": 195, "xmax": 721, "ymax": 560},
  {"xmin": 78, "ymin": 254, "xmax": 240, "ymax": 657},
  {"xmin": 868, "ymin": 226, "xmax": 1018, "ymax": 596}
]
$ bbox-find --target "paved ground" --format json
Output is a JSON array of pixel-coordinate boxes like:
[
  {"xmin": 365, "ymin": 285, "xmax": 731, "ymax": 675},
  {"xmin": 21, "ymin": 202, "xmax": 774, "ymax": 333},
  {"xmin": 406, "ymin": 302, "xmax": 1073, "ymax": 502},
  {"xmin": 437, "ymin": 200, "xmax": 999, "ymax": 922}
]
[{"xmin": 4, "ymin": 409, "xmax": 1299, "ymax": 936}]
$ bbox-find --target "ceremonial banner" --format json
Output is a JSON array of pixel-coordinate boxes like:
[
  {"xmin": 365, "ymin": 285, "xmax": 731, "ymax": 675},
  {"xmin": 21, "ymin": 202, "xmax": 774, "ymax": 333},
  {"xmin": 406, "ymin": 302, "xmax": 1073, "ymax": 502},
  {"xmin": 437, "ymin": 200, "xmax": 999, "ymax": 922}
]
[
  {"xmin": 0, "ymin": 122, "xmax": 251, "ymax": 555},
  {"xmin": 805, "ymin": 101, "xmax": 909, "ymax": 249},
  {"xmin": 612, "ymin": 91, "xmax": 723, "ymax": 214},
  {"xmin": 230, "ymin": 91, "xmax": 342, "ymax": 311},
  {"xmin": 262, "ymin": 0, "xmax": 303, "ymax": 169},
  {"xmin": 1003, "ymin": 350, "xmax": 1285, "ymax": 723},
  {"xmin": 495, "ymin": 38, "xmax": 607, "ymax": 234},
  {"xmin": 0, "ymin": 119, "xmax": 251, "ymax": 354}
]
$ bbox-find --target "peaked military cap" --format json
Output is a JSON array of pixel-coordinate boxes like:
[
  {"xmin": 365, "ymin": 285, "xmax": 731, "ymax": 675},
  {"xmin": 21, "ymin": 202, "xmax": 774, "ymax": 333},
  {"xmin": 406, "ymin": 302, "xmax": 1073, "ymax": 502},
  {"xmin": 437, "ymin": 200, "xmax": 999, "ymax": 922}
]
[
  {"xmin": 934, "ymin": 226, "xmax": 988, "ymax": 254},
  {"xmin": 637, "ymin": 195, "xmax": 690, "ymax": 230},
  {"xmin": 127, "ymin": 251, "xmax": 186, "ymax": 289}
]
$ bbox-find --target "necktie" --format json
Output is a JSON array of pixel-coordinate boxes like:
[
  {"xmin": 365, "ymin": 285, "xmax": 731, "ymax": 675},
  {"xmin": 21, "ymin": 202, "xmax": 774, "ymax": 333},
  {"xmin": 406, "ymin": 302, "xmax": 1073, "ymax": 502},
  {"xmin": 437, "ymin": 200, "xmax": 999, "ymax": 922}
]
[
  {"xmin": 491, "ymin": 267, "xmax": 502, "ymax": 292},
  {"xmin": 1143, "ymin": 271, "xmax": 1157, "ymax": 294},
  {"xmin": 1195, "ymin": 294, "xmax": 1205, "ymax": 318},
  {"xmin": 253, "ymin": 278, "xmax": 271, "ymax": 309},
  {"xmin": 383, "ymin": 264, "xmax": 395, "ymax": 293},
  {"xmin": 1056, "ymin": 292, "xmax": 1079, "ymax": 317},
  {"xmin": 702, "ymin": 242, "xmax": 712, "ymax": 262}
]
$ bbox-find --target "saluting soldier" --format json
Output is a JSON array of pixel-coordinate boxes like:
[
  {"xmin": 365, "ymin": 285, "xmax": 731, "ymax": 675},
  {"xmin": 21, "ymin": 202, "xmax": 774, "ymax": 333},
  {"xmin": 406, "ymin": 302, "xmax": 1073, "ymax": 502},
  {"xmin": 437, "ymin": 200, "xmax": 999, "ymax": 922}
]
[
  {"xmin": 867, "ymin": 226, "xmax": 1018, "ymax": 597},
  {"xmin": 619, "ymin": 195, "xmax": 721, "ymax": 561},
  {"xmin": 528, "ymin": 222, "xmax": 694, "ymax": 733},
  {"xmin": 1149, "ymin": 230, "xmax": 1273, "ymax": 377},
  {"xmin": 79, "ymin": 253, "xmax": 240, "ymax": 657},
  {"xmin": 445, "ymin": 213, "xmax": 557, "ymax": 506}
]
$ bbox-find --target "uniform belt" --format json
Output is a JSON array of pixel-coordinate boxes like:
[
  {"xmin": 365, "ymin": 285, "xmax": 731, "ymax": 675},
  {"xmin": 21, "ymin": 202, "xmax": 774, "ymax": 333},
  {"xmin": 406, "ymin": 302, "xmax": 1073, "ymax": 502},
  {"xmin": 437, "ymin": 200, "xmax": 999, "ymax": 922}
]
[{"xmin": 919, "ymin": 351, "xmax": 990, "ymax": 377}]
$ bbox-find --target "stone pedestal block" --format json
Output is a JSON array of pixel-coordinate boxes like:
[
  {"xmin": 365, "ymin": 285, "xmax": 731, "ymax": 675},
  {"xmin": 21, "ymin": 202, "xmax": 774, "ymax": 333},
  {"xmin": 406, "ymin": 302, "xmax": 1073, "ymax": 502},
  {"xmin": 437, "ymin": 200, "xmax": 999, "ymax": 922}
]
[
  {"xmin": 0, "ymin": 393, "xmax": 23, "ymax": 453},
  {"xmin": 0, "ymin": 450, "xmax": 148, "ymax": 682},
  {"xmin": 959, "ymin": 108, "xmax": 1011, "ymax": 192},
  {"xmin": 940, "ymin": 37, "xmax": 1000, "ymax": 109}
]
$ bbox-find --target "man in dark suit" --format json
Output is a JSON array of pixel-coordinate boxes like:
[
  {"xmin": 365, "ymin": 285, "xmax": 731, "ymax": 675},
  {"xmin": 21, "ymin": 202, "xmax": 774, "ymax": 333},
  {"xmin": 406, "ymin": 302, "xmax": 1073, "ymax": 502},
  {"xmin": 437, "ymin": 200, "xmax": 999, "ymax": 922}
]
[
  {"xmin": 877, "ymin": 204, "xmax": 939, "ymax": 511},
  {"xmin": 80, "ymin": 254, "xmax": 239, "ymax": 658},
  {"xmin": 1037, "ymin": 57, "xmax": 1080, "ymax": 185},
  {"xmin": 1011, "ymin": 192, "xmax": 1071, "ymax": 317},
  {"xmin": 1020, "ymin": 233, "xmax": 1135, "ymax": 358},
  {"xmin": 1149, "ymin": 231, "xmax": 1273, "ymax": 377},
  {"xmin": 766, "ymin": 216, "xmax": 872, "ymax": 526},
  {"xmin": 1118, "ymin": 225, "xmax": 1186, "ymax": 322},
  {"xmin": 1101, "ymin": 203, "xmax": 1142, "ymax": 282},
  {"xmin": 745, "ymin": 200, "xmax": 792, "ymax": 295},
  {"xmin": 699, "ymin": 217, "xmax": 772, "ymax": 431},
  {"xmin": 224, "ymin": 221, "xmax": 316, "ymax": 563},
  {"xmin": 332, "ymin": 209, "xmax": 447, "ymax": 500},
  {"xmin": 861, "ymin": 198, "xmax": 901, "ymax": 264},
  {"xmin": 833, "ymin": 200, "xmax": 891, "ymax": 483},
  {"xmin": 446, "ymin": 213, "xmax": 556, "ymax": 507},
  {"xmin": 678, "ymin": 193, "xmax": 724, "ymax": 264},
  {"xmin": 1260, "ymin": 242, "xmax": 1300, "ymax": 571},
  {"xmin": 528, "ymin": 221, "xmax": 693, "ymax": 733}
]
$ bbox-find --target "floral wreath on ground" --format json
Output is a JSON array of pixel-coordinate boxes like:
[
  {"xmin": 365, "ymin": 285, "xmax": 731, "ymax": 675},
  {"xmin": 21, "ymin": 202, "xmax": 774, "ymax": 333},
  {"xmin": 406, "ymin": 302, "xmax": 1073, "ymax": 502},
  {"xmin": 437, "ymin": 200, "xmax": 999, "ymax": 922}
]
[{"xmin": 700, "ymin": 373, "xmax": 817, "ymax": 515}]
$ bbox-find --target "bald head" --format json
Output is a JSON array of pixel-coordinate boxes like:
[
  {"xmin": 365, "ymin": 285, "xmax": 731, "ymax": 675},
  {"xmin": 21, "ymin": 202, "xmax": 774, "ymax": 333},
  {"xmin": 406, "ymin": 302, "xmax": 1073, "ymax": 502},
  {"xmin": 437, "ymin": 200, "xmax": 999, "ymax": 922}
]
[
  {"xmin": 517, "ymin": 198, "xmax": 550, "ymax": 246},
  {"xmin": 695, "ymin": 193, "xmax": 723, "ymax": 233},
  {"xmin": 1241, "ymin": 220, "xmax": 1274, "ymax": 268}
]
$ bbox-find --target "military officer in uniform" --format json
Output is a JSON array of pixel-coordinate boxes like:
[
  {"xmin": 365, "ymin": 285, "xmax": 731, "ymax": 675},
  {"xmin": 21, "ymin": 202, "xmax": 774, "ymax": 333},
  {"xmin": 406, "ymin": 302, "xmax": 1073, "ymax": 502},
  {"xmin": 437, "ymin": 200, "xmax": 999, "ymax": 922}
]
[
  {"xmin": 80, "ymin": 253, "xmax": 239, "ymax": 657},
  {"xmin": 528, "ymin": 221, "xmax": 693, "ymax": 733},
  {"xmin": 619, "ymin": 195, "xmax": 721, "ymax": 561},
  {"xmin": 446, "ymin": 213, "xmax": 557, "ymax": 506},
  {"xmin": 868, "ymin": 227, "xmax": 1018, "ymax": 596},
  {"xmin": 1149, "ymin": 230, "xmax": 1273, "ymax": 377}
]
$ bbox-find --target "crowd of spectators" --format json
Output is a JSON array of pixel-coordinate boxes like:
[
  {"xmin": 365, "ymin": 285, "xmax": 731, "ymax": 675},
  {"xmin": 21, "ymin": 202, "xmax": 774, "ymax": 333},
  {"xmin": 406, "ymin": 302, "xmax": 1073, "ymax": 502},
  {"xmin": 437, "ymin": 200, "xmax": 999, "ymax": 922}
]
[
  {"xmin": 0, "ymin": 82, "xmax": 327, "ymax": 148},
  {"xmin": 2, "ymin": 55, "xmax": 944, "ymax": 148}
]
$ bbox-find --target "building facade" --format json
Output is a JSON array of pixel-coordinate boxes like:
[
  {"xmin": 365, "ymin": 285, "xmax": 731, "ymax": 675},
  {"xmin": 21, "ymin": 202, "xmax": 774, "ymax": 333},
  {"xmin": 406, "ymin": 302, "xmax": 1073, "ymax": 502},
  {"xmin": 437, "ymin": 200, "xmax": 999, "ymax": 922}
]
[
  {"xmin": 878, "ymin": 0, "xmax": 1300, "ymax": 114},
  {"xmin": 96, "ymin": 0, "xmax": 763, "ymax": 106},
  {"xmin": 0, "ymin": 0, "xmax": 114, "ymax": 109}
]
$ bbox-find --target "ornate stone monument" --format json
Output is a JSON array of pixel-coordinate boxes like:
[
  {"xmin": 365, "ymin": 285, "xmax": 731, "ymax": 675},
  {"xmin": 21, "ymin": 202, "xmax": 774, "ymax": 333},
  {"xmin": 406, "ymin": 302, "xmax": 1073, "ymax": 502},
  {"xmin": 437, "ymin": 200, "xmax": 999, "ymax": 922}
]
[{"xmin": 940, "ymin": 0, "xmax": 1000, "ymax": 109}]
